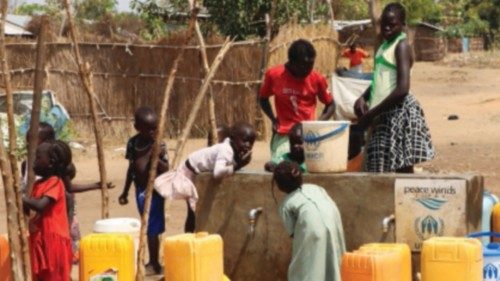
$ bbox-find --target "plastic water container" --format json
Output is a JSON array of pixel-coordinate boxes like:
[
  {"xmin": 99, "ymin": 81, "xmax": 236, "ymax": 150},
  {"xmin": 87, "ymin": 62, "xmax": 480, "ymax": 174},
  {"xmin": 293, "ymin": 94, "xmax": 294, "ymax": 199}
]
[
  {"xmin": 302, "ymin": 121, "xmax": 350, "ymax": 173},
  {"xmin": 341, "ymin": 250, "xmax": 401, "ymax": 281},
  {"xmin": 469, "ymin": 232, "xmax": 500, "ymax": 281},
  {"xmin": 93, "ymin": 217, "xmax": 140, "ymax": 260},
  {"xmin": 0, "ymin": 235, "xmax": 12, "ymax": 281},
  {"xmin": 482, "ymin": 192, "xmax": 499, "ymax": 244},
  {"xmin": 492, "ymin": 204, "xmax": 500, "ymax": 243},
  {"xmin": 79, "ymin": 233, "xmax": 135, "ymax": 281},
  {"xmin": 163, "ymin": 232, "xmax": 223, "ymax": 281},
  {"xmin": 359, "ymin": 243, "xmax": 412, "ymax": 281},
  {"xmin": 421, "ymin": 237, "xmax": 483, "ymax": 281}
]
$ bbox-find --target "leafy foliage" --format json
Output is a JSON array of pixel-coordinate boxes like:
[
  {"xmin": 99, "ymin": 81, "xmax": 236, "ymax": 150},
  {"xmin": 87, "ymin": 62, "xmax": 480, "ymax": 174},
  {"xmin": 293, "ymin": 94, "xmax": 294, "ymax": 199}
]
[
  {"xmin": 75, "ymin": 0, "xmax": 117, "ymax": 20},
  {"xmin": 201, "ymin": 0, "xmax": 331, "ymax": 39}
]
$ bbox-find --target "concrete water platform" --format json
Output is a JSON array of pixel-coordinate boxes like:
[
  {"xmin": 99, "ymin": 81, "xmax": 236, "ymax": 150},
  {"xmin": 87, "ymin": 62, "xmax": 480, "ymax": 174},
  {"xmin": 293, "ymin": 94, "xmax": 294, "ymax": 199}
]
[{"xmin": 195, "ymin": 171, "xmax": 483, "ymax": 281}]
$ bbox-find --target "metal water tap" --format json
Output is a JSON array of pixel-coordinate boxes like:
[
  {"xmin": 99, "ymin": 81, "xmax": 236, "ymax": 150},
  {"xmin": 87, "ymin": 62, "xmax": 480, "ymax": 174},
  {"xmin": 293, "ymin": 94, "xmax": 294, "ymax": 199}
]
[
  {"xmin": 248, "ymin": 207, "xmax": 263, "ymax": 237},
  {"xmin": 382, "ymin": 214, "xmax": 396, "ymax": 233}
]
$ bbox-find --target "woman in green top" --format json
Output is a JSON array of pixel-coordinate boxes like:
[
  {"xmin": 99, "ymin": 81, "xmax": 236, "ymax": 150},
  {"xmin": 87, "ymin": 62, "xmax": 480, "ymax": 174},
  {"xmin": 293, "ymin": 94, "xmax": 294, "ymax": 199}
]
[{"xmin": 354, "ymin": 2, "xmax": 434, "ymax": 173}]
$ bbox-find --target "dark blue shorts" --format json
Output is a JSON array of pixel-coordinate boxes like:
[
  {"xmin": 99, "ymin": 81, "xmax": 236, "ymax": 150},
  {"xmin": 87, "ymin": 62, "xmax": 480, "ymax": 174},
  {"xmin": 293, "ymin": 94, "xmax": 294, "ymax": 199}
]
[{"xmin": 135, "ymin": 187, "xmax": 165, "ymax": 236}]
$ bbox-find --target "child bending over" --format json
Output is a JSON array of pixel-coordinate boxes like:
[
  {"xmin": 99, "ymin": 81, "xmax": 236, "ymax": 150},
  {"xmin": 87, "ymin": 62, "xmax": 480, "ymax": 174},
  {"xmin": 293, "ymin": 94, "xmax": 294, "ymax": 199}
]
[
  {"xmin": 23, "ymin": 140, "xmax": 72, "ymax": 281},
  {"xmin": 118, "ymin": 106, "xmax": 169, "ymax": 275},
  {"xmin": 273, "ymin": 161, "xmax": 346, "ymax": 281},
  {"xmin": 155, "ymin": 122, "xmax": 256, "ymax": 233}
]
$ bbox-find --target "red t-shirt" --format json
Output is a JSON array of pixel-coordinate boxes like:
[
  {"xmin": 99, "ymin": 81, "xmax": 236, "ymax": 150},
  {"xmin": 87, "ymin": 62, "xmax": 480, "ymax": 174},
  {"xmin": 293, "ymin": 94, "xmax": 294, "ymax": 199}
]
[
  {"xmin": 342, "ymin": 48, "xmax": 369, "ymax": 68},
  {"xmin": 259, "ymin": 65, "xmax": 333, "ymax": 134},
  {"xmin": 29, "ymin": 176, "xmax": 70, "ymax": 238}
]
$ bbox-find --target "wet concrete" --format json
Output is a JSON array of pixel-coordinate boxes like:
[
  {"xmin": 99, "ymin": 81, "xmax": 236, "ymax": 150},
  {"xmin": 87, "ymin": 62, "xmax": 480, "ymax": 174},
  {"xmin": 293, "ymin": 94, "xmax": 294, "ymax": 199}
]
[{"xmin": 195, "ymin": 171, "xmax": 483, "ymax": 281}]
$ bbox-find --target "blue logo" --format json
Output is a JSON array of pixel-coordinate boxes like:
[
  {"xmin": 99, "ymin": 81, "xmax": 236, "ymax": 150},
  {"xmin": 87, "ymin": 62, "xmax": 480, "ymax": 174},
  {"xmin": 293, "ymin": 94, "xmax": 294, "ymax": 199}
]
[
  {"xmin": 415, "ymin": 215, "xmax": 444, "ymax": 240},
  {"xmin": 484, "ymin": 263, "xmax": 498, "ymax": 280},
  {"xmin": 304, "ymin": 130, "xmax": 320, "ymax": 151},
  {"xmin": 415, "ymin": 198, "xmax": 448, "ymax": 210}
]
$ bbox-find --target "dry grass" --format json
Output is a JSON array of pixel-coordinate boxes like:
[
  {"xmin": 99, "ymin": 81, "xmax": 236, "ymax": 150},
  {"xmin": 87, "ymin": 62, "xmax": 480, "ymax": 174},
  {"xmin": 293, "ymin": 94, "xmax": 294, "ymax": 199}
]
[
  {"xmin": 3, "ymin": 32, "xmax": 266, "ymax": 140},
  {"xmin": 2, "ymin": 23, "xmax": 340, "ymax": 141},
  {"xmin": 268, "ymin": 22, "xmax": 339, "ymax": 76}
]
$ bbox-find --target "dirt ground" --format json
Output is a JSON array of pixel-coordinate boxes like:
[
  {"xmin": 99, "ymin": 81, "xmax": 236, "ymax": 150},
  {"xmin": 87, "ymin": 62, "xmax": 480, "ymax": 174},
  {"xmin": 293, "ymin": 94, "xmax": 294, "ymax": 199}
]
[{"xmin": 1, "ymin": 52, "xmax": 499, "ymax": 279}]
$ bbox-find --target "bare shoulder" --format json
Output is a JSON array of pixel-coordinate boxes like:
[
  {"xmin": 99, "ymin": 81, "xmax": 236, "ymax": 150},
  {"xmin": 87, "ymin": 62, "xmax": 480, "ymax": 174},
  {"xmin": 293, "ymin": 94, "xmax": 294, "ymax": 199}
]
[{"xmin": 396, "ymin": 39, "xmax": 414, "ymax": 65}]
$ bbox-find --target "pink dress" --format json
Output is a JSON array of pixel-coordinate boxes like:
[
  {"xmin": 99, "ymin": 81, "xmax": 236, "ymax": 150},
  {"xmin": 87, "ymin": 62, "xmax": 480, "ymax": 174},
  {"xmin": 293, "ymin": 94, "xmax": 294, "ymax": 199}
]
[{"xmin": 155, "ymin": 138, "xmax": 235, "ymax": 210}]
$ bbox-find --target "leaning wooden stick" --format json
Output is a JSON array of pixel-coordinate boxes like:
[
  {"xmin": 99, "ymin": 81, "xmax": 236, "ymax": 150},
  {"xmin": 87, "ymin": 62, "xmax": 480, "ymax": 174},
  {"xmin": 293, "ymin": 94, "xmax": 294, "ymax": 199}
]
[
  {"xmin": 62, "ymin": 0, "xmax": 109, "ymax": 218},
  {"xmin": 194, "ymin": 21, "xmax": 218, "ymax": 145},
  {"xmin": 134, "ymin": 2, "xmax": 199, "ymax": 280},
  {"xmin": 26, "ymin": 15, "xmax": 49, "ymax": 197},
  {"xmin": 256, "ymin": 0, "xmax": 276, "ymax": 141},
  {"xmin": 171, "ymin": 38, "xmax": 232, "ymax": 167},
  {"xmin": 0, "ymin": 3, "xmax": 31, "ymax": 280},
  {"xmin": 0, "ymin": 123, "xmax": 25, "ymax": 281}
]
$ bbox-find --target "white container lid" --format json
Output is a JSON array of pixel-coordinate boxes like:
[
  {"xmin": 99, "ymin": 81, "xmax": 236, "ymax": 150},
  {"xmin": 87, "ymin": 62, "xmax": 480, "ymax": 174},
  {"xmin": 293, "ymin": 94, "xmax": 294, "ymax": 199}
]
[{"xmin": 93, "ymin": 217, "xmax": 141, "ymax": 233}]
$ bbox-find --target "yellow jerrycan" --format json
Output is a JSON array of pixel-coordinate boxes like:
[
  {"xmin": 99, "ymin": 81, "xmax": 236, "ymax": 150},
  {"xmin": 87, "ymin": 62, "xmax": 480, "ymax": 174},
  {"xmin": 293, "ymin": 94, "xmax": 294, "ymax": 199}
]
[
  {"xmin": 163, "ymin": 232, "xmax": 224, "ymax": 281},
  {"xmin": 79, "ymin": 233, "xmax": 135, "ymax": 281},
  {"xmin": 359, "ymin": 243, "xmax": 411, "ymax": 281},
  {"xmin": 341, "ymin": 250, "xmax": 402, "ymax": 281},
  {"xmin": 421, "ymin": 237, "xmax": 482, "ymax": 281}
]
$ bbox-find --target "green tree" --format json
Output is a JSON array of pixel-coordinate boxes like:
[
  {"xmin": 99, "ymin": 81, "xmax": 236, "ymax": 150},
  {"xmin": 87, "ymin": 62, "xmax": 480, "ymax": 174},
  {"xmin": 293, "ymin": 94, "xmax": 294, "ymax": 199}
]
[
  {"xmin": 14, "ymin": 0, "xmax": 63, "ymax": 16},
  {"xmin": 130, "ymin": 0, "xmax": 171, "ymax": 40},
  {"xmin": 75, "ymin": 0, "xmax": 117, "ymax": 20},
  {"xmin": 14, "ymin": 3, "xmax": 49, "ymax": 15}
]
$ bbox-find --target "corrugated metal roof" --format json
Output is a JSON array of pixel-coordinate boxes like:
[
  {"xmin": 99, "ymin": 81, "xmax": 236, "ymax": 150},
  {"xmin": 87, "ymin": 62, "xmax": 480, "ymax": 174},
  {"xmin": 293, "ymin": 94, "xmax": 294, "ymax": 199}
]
[
  {"xmin": 332, "ymin": 19, "xmax": 372, "ymax": 31},
  {"xmin": 4, "ymin": 21, "xmax": 32, "ymax": 36},
  {"xmin": 6, "ymin": 14, "xmax": 32, "ymax": 28},
  {"xmin": 3, "ymin": 14, "xmax": 33, "ymax": 36}
]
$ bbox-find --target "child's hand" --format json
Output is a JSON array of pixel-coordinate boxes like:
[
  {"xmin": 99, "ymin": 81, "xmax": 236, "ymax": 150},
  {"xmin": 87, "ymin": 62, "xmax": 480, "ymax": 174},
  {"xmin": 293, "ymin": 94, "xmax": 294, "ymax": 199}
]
[
  {"xmin": 106, "ymin": 182, "xmax": 116, "ymax": 189},
  {"xmin": 118, "ymin": 192, "xmax": 128, "ymax": 205},
  {"xmin": 235, "ymin": 150, "xmax": 252, "ymax": 170},
  {"xmin": 272, "ymin": 120, "xmax": 280, "ymax": 134},
  {"xmin": 354, "ymin": 97, "xmax": 369, "ymax": 118},
  {"xmin": 264, "ymin": 161, "xmax": 276, "ymax": 172}
]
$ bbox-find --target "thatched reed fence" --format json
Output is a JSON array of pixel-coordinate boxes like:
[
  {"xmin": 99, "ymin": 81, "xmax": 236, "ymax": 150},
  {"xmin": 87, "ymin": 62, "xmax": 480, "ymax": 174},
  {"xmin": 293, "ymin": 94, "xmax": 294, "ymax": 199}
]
[{"xmin": 1, "ymin": 24, "xmax": 338, "ymax": 142}]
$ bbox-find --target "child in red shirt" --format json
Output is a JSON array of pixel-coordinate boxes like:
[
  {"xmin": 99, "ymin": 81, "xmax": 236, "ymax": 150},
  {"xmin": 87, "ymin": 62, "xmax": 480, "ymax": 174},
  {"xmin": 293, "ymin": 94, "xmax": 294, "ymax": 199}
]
[
  {"xmin": 23, "ymin": 140, "xmax": 72, "ymax": 281},
  {"xmin": 342, "ymin": 42, "xmax": 369, "ymax": 72},
  {"xmin": 259, "ymin": 39, "xmax": 335, "ymax": 163}
]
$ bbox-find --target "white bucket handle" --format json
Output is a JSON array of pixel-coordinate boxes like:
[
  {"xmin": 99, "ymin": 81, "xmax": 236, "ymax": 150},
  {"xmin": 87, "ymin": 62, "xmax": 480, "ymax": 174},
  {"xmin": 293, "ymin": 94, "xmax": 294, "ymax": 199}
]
[{"xmin": 304, "ymin": 123, "xmax": 349, "ymax": 143}]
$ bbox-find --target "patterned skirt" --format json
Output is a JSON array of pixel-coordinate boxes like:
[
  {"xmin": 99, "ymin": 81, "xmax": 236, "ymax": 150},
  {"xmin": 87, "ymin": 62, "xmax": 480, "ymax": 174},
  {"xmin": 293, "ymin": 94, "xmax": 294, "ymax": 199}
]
[{"xmin": 364, "ymin": 94, "xmax": 435, "ymax": 172}]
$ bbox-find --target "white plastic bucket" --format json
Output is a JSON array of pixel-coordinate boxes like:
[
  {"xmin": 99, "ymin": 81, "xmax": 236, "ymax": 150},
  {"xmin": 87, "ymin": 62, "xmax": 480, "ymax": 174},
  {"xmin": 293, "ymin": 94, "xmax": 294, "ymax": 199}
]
[
  {"xmin": 302, "ymin": 121, "xmax": 350, "ymax": 173},
  {"xmin": 93, "ymin": 217, "xmax": 141, "ymax": 262}
]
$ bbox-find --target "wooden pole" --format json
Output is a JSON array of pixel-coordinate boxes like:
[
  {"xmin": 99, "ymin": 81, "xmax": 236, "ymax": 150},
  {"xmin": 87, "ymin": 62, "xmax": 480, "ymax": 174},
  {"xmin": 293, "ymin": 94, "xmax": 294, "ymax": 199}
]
[
  {"xmin": 171, "ymin": 38, "xmax": 232, "ymax": 167},
  {"xmin": 135, "ymin": 2, "xmax": 199, "ymax": 280},
  {"xmin": 26, "ymin": 15, "xmax": 49, "ymax": 197},
  {"xmin": 62, "ymin": 0, "xmax": 109, "ymax": 219},
  {"xmin": 0, "ymin": 124, "xmax": 25, "ymax": 281},
  {"xmin": 194, "ymin": 21, "xmax": 218, "ymax": 145},
  {"xmin": 325, "ymin": 0, "xmax": 335, "ymax": 22},
  {"xmin": 257, "ymin": 0, "xmax": 276, "ymax": 141},
  {"xmin": 367, "ymin": 0, "xmax": 382, "ymax": 50},
  {"xmin": 0, "ymin": 3, "xmax": 31, "ymax": 280}
]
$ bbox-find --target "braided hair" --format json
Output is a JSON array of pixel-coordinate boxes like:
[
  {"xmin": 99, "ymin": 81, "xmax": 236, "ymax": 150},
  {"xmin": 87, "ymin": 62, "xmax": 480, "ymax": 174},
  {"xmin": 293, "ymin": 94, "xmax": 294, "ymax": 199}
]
[
  {"xmin": 45, "ymin": 140, "xmax": 72, "ymax": 178},
  {"xmin": 273, "ymin": 161, "xmax": 303, "ymax": 194}
]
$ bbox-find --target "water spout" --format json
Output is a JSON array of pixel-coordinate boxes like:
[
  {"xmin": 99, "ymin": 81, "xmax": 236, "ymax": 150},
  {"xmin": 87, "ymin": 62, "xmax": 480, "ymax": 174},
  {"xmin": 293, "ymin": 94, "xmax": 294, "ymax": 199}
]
[
  {"xmin": 248, "ymin": 207, "xmax": 263, "ymax": 237},
  {"xmin": 382, "ymin": 214, "xmax": 395, "ymax": 233},
  {"xmin": 379, "ymin": 214, "xmax": 396, "ymax": 242}
]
